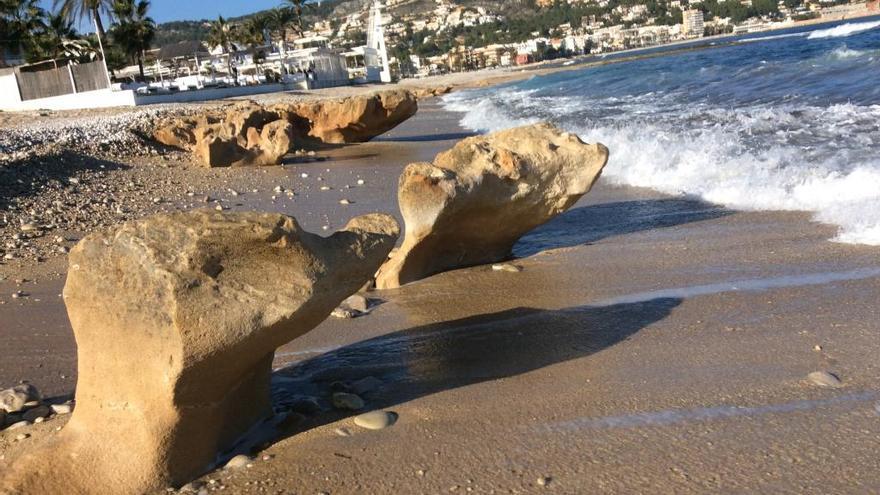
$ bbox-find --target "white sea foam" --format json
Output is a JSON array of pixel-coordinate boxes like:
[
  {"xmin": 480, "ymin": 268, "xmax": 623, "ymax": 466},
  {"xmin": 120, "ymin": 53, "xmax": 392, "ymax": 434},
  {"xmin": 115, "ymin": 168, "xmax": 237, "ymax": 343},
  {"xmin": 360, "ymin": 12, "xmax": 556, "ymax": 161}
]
[
  {"xmin": 828, "ymin": 45, "xmax": 867, "ymax": 59},
  {"xmin": 442, "ymin": 91, "xmax": 880, "ymax": 245},
  {"xmin": 807, "ymin": 19, "xmax": 880, "ymax": 39}
]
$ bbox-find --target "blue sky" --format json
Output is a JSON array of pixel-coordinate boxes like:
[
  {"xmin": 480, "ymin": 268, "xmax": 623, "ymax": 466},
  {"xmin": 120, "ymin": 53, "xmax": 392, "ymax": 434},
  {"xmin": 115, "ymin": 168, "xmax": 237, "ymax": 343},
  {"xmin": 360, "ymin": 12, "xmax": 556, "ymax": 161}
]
[{"xmin": 40, "ymin": 0, "xmax": 285, "ymax": 29}]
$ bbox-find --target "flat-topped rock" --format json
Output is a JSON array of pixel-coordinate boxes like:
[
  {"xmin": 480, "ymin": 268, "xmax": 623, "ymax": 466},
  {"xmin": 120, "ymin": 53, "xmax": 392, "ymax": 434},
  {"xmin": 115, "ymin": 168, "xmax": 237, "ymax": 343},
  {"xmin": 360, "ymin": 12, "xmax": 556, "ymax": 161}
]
[
  {"xmin": 1, "ymin": 210, "xmax": 399, "ymax": 494},
  {"xmin": 375, "ymin": 123, "xmax": 608, "ymax": 289}
]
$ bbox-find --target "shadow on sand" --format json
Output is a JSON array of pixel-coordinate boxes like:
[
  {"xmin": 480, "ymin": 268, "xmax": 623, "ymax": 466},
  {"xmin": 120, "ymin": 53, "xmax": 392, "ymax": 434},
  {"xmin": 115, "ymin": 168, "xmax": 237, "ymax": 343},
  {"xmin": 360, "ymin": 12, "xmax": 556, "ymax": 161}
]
[
  {"xmin": 514, "ymin": 197, "xmax": 731, "ymax": 257},
  {"xmin": 253, "ymin": 297, "xmax": 681, "ymax": 453}
]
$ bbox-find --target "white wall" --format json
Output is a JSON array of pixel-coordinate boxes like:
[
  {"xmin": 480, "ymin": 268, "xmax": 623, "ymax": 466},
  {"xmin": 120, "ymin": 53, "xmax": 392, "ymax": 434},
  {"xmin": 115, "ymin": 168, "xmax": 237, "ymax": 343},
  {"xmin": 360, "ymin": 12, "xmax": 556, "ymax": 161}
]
[
  {"xmin": 0, "ymin": 74, "xmax": 22, "ymax": 108},
  {"xmin": 133, "ymin": 83, "xmax": 297, "ymax": 105},
  {"xmin": 0, "ymin": 87, "xmax": 137, "ymax": 111}
]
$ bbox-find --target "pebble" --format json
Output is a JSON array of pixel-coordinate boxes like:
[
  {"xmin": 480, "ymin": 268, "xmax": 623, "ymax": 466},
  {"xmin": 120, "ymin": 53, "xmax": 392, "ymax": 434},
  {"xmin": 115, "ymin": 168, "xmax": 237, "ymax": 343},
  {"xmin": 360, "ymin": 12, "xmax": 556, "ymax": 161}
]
[
  {"xmin": 224, "ymin": 454, "xmax": 252, "ymax": 470},
  {"xmin": 14, "ymin": 433, "xmax": 29, "ymax": 441},
  {"xmin": 353, "ymin": 411, "xmax": 397, "ymax": 430},
  {"xmin": 50, "ymin": 403, "xmax": 73, "ymax": 415},
  {"xmin": 491, "ymin": 263, "xmax": 522, "ymax": 273},
  {"xmin": 300, "ymin": 173, "xmax": 309, "ymax": 178},
  {"xmin": 807, "ymin": 371, "xmax": 842, "ymax": 388},
  {"xmin": 331, "ymin": 392, "xmax": 364, "ymax": 411},
  {"xmin": 334, "ymin": 427, "xmax": 352, "ymax": 437},
  {"xmin": 0, "ymin": 383, "xmax": 40, "ymax": 413},
  {"xmin": 537, "ymin": 476, "xmax": 551, "ymax": 487},
  {"xmin": 320, "ymin": 186, "xmax": 331, "ymax": 191},
  {"xmin": 356, "ymin": 179, "xmax": 365, "ymax": 185},
  {"xmin": 813, "ymin": 345, "xmax": 822, "ymax": 351},
  {"xmin": 339, "ymin": 199, "xmax": 351, "ymax": 205}
]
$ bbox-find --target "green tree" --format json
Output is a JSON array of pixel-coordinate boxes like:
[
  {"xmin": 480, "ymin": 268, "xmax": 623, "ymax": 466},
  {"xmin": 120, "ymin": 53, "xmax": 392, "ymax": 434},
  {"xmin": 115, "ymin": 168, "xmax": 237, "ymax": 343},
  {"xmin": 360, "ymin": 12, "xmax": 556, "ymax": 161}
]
[
  {"xmin": 110, "ymin": 0, "xmax": 155, "ymax": 79},
  {"xmin": 238, "ymin": 12, "xmax": 271, "ymax": 74},
  {"xmin": 53, "ymin": 0, "xmax": 114, "ymax": 41},
  {"xmin": 207, "ymin": 15, "xmax": 238, "ymax": 81},
  {"xmin": 1, "ymin": 0, "xmax": 47, "ymax": 64}
]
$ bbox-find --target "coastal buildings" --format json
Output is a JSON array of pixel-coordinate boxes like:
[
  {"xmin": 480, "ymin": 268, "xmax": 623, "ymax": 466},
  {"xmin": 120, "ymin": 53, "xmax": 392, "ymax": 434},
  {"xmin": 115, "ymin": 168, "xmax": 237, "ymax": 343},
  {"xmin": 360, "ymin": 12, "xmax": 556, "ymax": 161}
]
[{"xmin": 682, "ymin": 9, "xmax": 706, "ymax": 38}]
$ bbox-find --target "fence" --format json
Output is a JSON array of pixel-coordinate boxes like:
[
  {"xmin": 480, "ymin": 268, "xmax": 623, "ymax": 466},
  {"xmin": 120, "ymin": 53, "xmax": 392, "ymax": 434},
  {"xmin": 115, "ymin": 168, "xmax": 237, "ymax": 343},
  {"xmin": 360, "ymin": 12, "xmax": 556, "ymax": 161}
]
[{"xmin": 15, "ymin": 60, "xmax": 109, "ymax": 101}]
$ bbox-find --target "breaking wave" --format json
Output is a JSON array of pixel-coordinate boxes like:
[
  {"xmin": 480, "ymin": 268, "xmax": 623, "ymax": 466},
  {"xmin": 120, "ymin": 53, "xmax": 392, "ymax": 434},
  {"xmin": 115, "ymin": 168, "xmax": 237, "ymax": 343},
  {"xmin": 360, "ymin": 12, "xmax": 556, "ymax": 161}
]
[
  {"xmin": 807, "ymin": 19, "xmax": 880, "ymax": 39},
  {"xmin": 441, "ymin": 21, "xmax": 880, "ymax": 245}
]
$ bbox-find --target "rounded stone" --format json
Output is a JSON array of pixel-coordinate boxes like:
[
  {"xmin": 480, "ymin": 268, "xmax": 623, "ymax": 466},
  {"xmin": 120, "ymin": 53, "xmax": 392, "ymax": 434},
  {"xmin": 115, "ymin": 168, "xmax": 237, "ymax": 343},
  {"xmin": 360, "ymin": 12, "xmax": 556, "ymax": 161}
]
[
  {"xmin": 807, "ymin": 371, "xmax": 842, "ymax": 388},
  {"xmin": 224, "ymin": 454, "xmax": 252, "ymax": 470},
  {"xmin": 353, "ymin": 411, "xmax": 398, "ymax": 430}
]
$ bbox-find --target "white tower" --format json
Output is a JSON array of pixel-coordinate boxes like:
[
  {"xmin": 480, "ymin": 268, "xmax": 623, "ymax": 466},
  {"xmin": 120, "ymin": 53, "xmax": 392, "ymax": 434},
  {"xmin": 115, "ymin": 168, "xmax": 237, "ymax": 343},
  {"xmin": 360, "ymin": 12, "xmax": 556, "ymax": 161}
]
[{"xmin": 366, "ymin": 0, "xmax": 391, "ymax": 83}]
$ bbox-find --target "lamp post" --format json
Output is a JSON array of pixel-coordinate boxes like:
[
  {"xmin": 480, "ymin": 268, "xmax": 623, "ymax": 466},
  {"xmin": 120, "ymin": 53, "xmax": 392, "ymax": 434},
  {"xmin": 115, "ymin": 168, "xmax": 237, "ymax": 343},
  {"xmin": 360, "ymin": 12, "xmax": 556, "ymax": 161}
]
[{"xmin": 95, "ymin": 17, "xmax": 112, "ymax": 88}]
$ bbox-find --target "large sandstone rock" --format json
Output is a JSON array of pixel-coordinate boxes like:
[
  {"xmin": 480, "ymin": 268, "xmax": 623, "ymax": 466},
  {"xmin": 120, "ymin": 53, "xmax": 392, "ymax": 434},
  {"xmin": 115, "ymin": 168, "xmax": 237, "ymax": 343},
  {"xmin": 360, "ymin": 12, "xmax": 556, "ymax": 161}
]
[
  {"xmin": 152, "ymin": 90, "xmax": 417, "ymax": 167},
  {"xmin": 280, "ymin": 89, "xmax": 418, "ymax": 144},
  {"xmin": 375, "ymin": 123, "xmax": 608, "ymax": 289},
  {"xmin": 2, "ymin": 210, "xmax": 399, "ymax": 494}
]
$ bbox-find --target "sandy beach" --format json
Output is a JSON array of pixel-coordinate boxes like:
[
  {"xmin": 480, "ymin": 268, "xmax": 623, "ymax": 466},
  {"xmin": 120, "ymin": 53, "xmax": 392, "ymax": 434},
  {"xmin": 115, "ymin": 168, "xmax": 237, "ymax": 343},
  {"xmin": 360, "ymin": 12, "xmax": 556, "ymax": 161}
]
[{"xmin": 2, "ymin": 88, "xmax": 880, "ymax": 493}]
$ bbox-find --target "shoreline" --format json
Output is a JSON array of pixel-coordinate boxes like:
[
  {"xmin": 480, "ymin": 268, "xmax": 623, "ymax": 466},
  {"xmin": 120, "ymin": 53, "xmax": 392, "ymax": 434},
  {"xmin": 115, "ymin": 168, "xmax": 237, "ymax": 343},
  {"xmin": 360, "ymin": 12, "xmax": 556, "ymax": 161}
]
[{"xmin": 3, "ymin": 99, "xmax": 880, "ymax": 492}]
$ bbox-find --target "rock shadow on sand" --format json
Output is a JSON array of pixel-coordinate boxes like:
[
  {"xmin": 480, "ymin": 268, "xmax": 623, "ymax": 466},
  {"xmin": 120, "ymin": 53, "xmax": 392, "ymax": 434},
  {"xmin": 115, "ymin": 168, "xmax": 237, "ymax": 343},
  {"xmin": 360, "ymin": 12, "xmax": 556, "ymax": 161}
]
[
  {"xmin": 514, "ymin": 197, "xmax": 731, "ymax": 257},
  {"xmin": 257, "ymin": 297, "xmax": 681, "ymax": 453},
  {"xmin": 372, "ymin": 131, "xmax": 478, "ymax": 142}
]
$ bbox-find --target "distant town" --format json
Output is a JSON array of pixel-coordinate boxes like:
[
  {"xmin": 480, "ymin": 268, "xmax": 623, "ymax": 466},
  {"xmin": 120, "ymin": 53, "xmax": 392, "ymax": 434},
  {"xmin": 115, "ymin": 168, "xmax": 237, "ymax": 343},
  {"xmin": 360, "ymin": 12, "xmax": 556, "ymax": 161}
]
[{"xmin": 0, "ymin": 0, "xmax": 878, "ymax": 110}]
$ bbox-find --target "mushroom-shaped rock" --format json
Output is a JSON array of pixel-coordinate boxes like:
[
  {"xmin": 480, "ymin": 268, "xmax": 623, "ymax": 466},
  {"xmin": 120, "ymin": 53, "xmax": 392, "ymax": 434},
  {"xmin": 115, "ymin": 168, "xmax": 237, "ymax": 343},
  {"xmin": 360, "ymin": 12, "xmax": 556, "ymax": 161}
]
[
  {"xmin": 375, "ymin": 123, "xmax": 608, "ymax": 289},
  {"xmin": 1, "ymin": 210, "xmax": 399, "ymax": 494},
  {"xmin": 284, "ymin": 89, "xmax": 418, "ymax": 144}
]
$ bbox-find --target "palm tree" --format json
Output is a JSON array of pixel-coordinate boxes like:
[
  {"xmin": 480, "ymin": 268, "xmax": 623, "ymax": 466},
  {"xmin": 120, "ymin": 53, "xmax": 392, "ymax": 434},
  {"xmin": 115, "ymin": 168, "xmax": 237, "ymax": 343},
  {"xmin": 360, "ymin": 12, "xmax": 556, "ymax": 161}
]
[
  {"xmin": 270, "ymin": 5, "xmax": 302, "ymax": 51},
  {"xmin": 109, "ymin": 0, "xmax": 154, "ymax": 80},
  {"xmin": 238, "ymin": 13, "xmax": 272, "ymax": 78},
  {"xmin": 207, "ymin": 15, "xmax": 237, "ymax": 82},
  {"xmin": 53, "ymin": 0, "xmax": 114, "ymax": 41},
  {"xmin": 32, "ymin": 12, "xmax": 79, "ymax": 60},
  {"xmin": 1, "ymin": 0, "xmax": 47, "ymax": 64}
]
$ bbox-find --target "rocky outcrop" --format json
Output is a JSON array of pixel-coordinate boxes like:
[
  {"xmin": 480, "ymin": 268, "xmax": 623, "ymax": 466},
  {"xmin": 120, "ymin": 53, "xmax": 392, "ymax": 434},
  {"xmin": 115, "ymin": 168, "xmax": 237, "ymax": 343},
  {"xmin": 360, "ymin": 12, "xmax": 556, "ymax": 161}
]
[
  {"xmin": 281, "ymin": 90, "xmax": 418, "ymax": 143},
  {"xmin": 1, "ymin": 210, "xmax": 399, "ymax": 494},
  {"xmin": 375, "ymin": 123, "xmax": 608, "ymax": 289},
  {"xmin": 410, "ymin": 85, "xmax": 453, "ymax": 99},
  {"xmin": 152, "ymin": 90, "xmax": 418, "ymax": 167}
]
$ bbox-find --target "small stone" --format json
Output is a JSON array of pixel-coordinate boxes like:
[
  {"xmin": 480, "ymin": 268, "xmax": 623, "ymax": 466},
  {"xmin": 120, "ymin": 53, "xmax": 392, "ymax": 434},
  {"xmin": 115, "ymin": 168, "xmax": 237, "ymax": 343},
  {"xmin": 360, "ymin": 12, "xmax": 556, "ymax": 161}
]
[
  {"xmin": 334, "ymin": 427, "xmax": 352, "ymax": 437},
  {"xmin": 807, "ymin": 371, "xmax": 842, "ymax": 388},
  {"xmin": 813, "ymin": 345, "xmax": 822, "ymax": 351},
  {"xmin": 356, "ymin": 179, "xmax": 365, "ymax": 185},
  {"xmin": 416, "ymin": 469, "xmax": 426, "ymax": 476},
  {"xmin": 300, "ymin": 173, "xmax": 309, "ymax": 178},
  {"xmin": 331, "ymin": 308, "xmax": 355, "ymax": 319},
  {"xmin": 180, "ymin": 481, "xmax": 205, "ymax": 492},
  {"xmin": 0, "ymin": 384, "xmax": 40, "ymax": 413},
  {"xmin": 14, "ymin": 433, "xmax": 29, "ymax": 441},
  {"xmin": 331, "ymin": 392, "xmax": 364, "ymax": 411},
  {"xmin": 214, "ymin": 204, "xmax": 225, "ymax": 211},
  {"xmin": 50, "ymin": 403, "xmax": 73, "ymax": 415},
  {"xmin": 537, "ymin": 476, "xmax": 551, "ymax": 487},
  {"xmin": 307, "ymin": 151, "xmax": 316, "ymax": 157},
  {"xmin": 261, "ymin": 454, "xmax": 274, "ymax": 461},
  {"xmin": 20, "ymin": 223, "xmax": 38, "ymax": 232},
  {"xmin": 224, "ymin": 454, "xmax": 252, "ymax": 470},
  {"xmin": 353, "ymin": 411, "xmax": 397, "ymax": 430},
  {"xmin": 273, "ymin": 186, "xmax": 284, "ymax": 193},
  {"xmin": 322, "ymin": 225, "xmax": 329, "ymax": 231},
  {"xmin": 320, "ymin": 186, "xmax": 331, "ymax": 191},
  {"xmin": 7, "ymin": 420, "xmax": 30, "ymax": 430},
  {"xmin": 491, "ymin": 263, "xmax": 522, "ymax": 273},
  {"xmin": 339, "ymin": 199, "xmax": 351, "ymax": 205}
]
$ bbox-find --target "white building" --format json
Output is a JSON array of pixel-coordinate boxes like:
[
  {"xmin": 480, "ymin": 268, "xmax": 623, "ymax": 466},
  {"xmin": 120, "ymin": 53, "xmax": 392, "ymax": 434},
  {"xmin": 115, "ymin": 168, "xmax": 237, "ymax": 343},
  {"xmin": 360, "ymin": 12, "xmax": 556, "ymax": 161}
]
[{"xmin": 682, "ymin": 9, "xmax": 705, "ymax": 37}]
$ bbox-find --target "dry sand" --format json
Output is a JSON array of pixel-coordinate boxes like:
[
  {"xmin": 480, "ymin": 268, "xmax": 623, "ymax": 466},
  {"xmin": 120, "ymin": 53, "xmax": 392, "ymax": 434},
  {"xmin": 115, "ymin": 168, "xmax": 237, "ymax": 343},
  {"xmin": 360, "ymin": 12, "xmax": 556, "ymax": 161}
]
[{"xmin": 2, "ymin": 96, "xmax": 880, "ymax": 493}]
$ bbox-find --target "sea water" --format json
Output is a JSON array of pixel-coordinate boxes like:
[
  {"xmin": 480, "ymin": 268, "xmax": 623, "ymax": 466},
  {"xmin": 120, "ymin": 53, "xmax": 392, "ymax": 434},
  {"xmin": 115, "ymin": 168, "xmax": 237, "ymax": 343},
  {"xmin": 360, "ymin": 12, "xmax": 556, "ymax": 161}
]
[{"xmin": 442, "ymin": 17, "xmax": 880, "ymax": 245}]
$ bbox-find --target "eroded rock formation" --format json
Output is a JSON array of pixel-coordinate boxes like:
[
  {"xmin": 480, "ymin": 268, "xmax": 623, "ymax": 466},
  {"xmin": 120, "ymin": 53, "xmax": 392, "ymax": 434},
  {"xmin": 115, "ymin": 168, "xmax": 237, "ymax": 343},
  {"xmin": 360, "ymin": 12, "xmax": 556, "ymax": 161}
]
[
  {"xmin": 375, "ymin": 123, "xmax": 608, "ymax": 289},
  {"xmin": 152, "ymin": 90, "xmax": 418, "ymax": 167},
  {"xmin": 281, "ymin": 89, "xmax": 418, "ymax": 143},
  {"xmin": 1, "ymin": 210, "xmax": 399, "ymax": 494}
]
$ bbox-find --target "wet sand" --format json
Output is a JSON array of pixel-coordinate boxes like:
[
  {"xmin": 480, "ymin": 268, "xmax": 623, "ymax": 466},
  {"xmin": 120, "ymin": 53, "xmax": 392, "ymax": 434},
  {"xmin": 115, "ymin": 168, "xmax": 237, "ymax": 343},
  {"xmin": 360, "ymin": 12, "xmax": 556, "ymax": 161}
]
[{"xmin": 2, "ymin": 100, "xmax": 880, "ymax": 493}]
